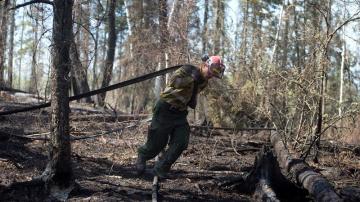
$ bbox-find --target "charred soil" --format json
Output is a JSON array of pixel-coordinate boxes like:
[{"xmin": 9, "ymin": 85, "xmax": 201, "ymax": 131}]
[{"xmin": 0, "ymin": 102, "xmax": 359, "ymax": 201}]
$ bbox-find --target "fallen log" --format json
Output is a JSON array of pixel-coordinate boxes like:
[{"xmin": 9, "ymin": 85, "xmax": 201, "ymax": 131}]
[
  {"xmin": 270, "ymin": 133, "xmax": 342, "ymax": 202},
  {"xmin": 0, "ymin": 90, "xmax": 44, "ymax": 103},
  {"xmin": 340, "ymin": 186, "xmax": 360, "ymax": 202},
  {"xmin": 14, "ymin": 123, "xmax": 137, "ymax": 141},
  {"xmin": 70, "ymin": 114, "xmax": 149, "ymax": 122},
  {"xmin": 0, "ymin": 127, "xmax": 25, "ymax": 141},
  {"xmin": 0, "ymin": 86, "xmax": 28, "ymax": 93}
]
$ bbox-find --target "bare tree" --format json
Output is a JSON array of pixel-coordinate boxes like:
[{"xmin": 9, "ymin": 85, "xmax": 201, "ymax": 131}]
[
  {"xmin": 213, "ymin": 0, "xmax": 224, "ymax": 55},
  {"xmin": 270, "ymin": 1, "xmax": 285, "ymax": 65},
  {"xmin": 339, "ymin": 5, "xmax": 347, "ymax": 119},
  {"xmin": 0, "ymin": 0, "xmax": 9, "ymax": 85},
  {"xmin": 70, "ymin": 0, "xmax": 91, "ymax": 103},
  {"xmin": 280, "ymin": 1, "xmax": 290, "ymax": 69},
  {"xmin": 70, "ymin": 38, "xmax": 92, "ymax": 103},
  {"xmin": 29, "ymin": 6, "xmax": 40, "ymax": 94},
  {"xmin": 7, "ymin": 0, "xmax": 15, "ymax": 87},
  {"xmin": 91, "ymin": 1, "xmax": 104, "ymax": 90},
  {"xmin": 201, "ymin": 0, "xmax": 209, "ymax": 54},
  {"xmin": 154, "ymin": 0, "xmax": 168, "ymax": 99},
  {"xmin": 17, "ymin": 9, "xmax": 25, "ymax": 89},
  {"xmin": 41, "ymin": 0, "xmax": 74, "ymax": 190},
  {"xmin": 98, "ymin": 0, "xmax": 117, "ymax": 106}
]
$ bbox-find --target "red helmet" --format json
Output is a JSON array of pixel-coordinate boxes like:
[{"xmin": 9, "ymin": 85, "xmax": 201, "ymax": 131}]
[{"xmin": 206, "ymin": 56, "xmax": 225, "ymax": 78}]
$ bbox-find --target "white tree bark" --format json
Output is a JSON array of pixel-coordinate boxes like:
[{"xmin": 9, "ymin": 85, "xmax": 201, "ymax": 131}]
[
  {"xmin": 167, "ymin": 0, "xmax": 179, "ymax": 34},
  {"xmin": 18, "ymin": 11, "xmax": 25, "ymax": 89},
  {"xmin": 166, "ymin": 0, "xmax": 178, "ymax": 83},
  {"xmin": 165, "ymin": 52, "xmax": 169, "ymax": 84},
  {"xmin": 154, "ymin": 62, "xmax": 162, "ymax": 100},
  {"xmin": 339, "ymin": 18, "xmax": 346, "ymax": 118},
  {"xmin": 124, "ymin": 0, "xmax": 133, "ymax": 59}
]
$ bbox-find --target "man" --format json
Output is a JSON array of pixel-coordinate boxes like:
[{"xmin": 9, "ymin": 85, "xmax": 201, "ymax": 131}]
[{"xmin": 136, "ymin": 55, "xmax": 225, "ymax": 178}]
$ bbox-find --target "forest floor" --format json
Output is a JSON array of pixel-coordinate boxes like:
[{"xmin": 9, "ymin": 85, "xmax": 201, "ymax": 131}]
[{"xmin": 0, "ymin": 101, "xmax": 360, "ymax": 201}]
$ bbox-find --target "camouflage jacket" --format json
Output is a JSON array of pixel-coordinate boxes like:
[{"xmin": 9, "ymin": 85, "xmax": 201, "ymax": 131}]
[{"xmin": 160, "ymin": 65, "xmax": 208, "ymax": 111}]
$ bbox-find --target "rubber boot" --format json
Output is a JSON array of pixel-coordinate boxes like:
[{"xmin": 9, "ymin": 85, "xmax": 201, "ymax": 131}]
[{"xmin": 136, "ymin": 155, "xmax": 146, "ymax": 176}]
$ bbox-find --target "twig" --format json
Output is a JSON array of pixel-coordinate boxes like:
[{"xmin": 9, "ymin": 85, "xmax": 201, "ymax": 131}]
[
  {"xmin": 185, "ymin": 169, "xmax": 244, "ymax": 175},
  {"xmin": 194, "ymin": 183, "xmax": 203, "ymax": 194},
  {"xmin": 0, "ymin": 158, "xmax": 9, "ymax": 162},
  {"xmin": 10, "ymin": 0, "xmax": 53, "ymax": 10},
  {"xmin": 301, "ymin": 113, "xmax": 350, "ymax": 160},
  {"xmin": 13, "ymin": 124, "xmax": 137, "ymax": 141},
  {"xmin": 190, "ymin": 125, "xmax": 275, "ymax": 132},
  {"xmin": 327, "ymin": 11, "xmax": 360, "ymax": 45},
  {"xmin": 216, "ymin": 147, "xmax": 260, "ymax": 156}
]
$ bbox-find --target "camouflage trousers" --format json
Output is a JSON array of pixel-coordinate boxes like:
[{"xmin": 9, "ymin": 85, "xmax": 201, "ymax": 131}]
[{"xmin": 137, "ymin": 99, "xmax": 190, "ymax": 176}]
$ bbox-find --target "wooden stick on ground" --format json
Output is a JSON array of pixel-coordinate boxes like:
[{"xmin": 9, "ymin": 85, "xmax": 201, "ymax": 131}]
[
  {"xmin": 152, "ymin": 155, "xmax": 160, "ymax": 202},
  {"xmin": 270, "ymin": 133, "xmax": 342, "ymax": 202}
]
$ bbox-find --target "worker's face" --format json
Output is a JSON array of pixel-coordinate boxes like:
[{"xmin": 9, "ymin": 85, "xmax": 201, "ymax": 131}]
[
  {"xmin": 205, "ymin": 63, "xmax": 224, "ymax": 79},
  {"xmin": 203, "ymin": 64, "xmax": 214, "ymax": 79}
]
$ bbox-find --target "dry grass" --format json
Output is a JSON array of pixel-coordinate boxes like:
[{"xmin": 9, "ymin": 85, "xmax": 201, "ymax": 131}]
[{"xmin": 323, "ymin": 116, "xmax": 360, "ymax": 145}]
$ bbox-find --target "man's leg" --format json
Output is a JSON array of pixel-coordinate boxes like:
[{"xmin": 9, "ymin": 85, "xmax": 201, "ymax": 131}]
[
  {"xmin": 137, "ymin": 120, "xmax": 172, "ymax": 175},
  {"xmin": 154, "ymin": 123, "xmax": 190, "ymax": 177}
]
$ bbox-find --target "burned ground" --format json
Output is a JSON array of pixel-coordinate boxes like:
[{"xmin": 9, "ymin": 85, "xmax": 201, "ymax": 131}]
[{"xmin": 0, "ymin": 102, "xmax": 359, "ymax": 201}]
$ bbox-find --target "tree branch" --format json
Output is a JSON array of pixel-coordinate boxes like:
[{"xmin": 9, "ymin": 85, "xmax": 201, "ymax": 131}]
[
  {"xmin": 10, "ymin": 0, "xmax": 53, "ymax": 10},
  {"xmin": 327, "ymin": 11, "xmax": 360, "ymax": 46}
]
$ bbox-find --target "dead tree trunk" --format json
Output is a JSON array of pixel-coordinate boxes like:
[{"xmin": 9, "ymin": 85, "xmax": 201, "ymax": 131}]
[
  {"xmin": 221, "ymin": 133, "xmax": 342, "ymax": 201},
  {"xmin": 41, "ymin": 0, "xmax": 74, "ymax": 191},
  {"xmin": 340, "ymin": 187, "xmax": 360, "ymax": 202},
  {"xmin": 249, "ymin": 146, "xmax": 280, "ymax": 202},
  {"xmin": 7, "ymin": 0, "xmax": 15, "ymax": 87},
  {"xmin": 221, "ymin": 145, "xmax": 307, "ymax": 201},
  {"xmin": 0, "ymin": 0, "xmax": 9, "ymax": 85},
  {"xmin": 201, "ymin": 0, "xmax": 209, "ymax": 54},
  {"xmin": 70, "ymin": 0, "xmax": 92, "ymax": 103},
  {"xmin": 98, "ymin": 0, "xmax": 117, "ymax": 106},
  {"xmin": 270, "ymin": 133, "xmax": 342, "ymax": 202},
  {"xmin": 29, "ymin": 14, "xmax": 39, "ymax": 94},
  {"xmin": 70, "ymin": 40, "xmax": 92, "ymax": 103},
  {"xmin": 213, "ymin": 0, "xmax": 224, "ymax": 55}
]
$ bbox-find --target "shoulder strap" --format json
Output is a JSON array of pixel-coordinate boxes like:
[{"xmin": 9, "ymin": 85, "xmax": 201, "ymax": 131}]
[
  {"xmin": 182, "ymin": 64, "xmax": 204, "ymax": 83},
  {"xmin": 182, "ymin": 65, "xmax": 203, "ymax": 109}
]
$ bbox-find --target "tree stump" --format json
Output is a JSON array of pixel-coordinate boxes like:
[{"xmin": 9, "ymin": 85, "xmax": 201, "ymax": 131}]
[{"xmin": 221, "ymin": 145, "xmax": 308, "ymax": 201}]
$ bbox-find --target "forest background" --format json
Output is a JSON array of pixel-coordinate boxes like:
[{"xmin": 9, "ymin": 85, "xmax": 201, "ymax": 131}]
[{"xmin": 1, "ymin": 0, "xmax": 360, "ymax": 154}]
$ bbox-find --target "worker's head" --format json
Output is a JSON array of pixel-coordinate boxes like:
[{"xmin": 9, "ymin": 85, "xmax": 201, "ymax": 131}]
[{"xmin": 202, "ymin": 55, "xmax": 225, "ymax": 79}]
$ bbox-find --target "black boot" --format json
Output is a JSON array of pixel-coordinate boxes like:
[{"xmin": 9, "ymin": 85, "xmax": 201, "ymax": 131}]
[{"xmin": 136, "ymin": 155, "xmax": 146, "ymax": 176}]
